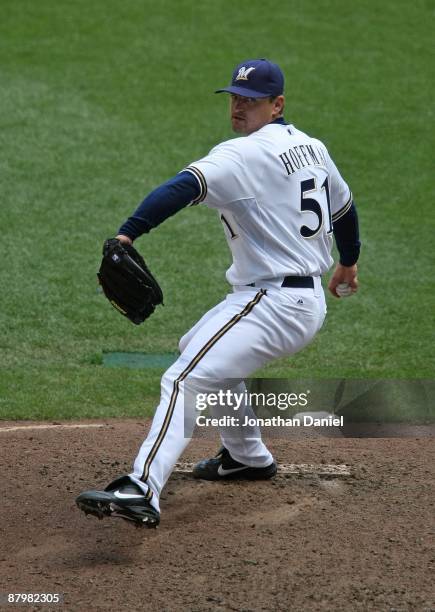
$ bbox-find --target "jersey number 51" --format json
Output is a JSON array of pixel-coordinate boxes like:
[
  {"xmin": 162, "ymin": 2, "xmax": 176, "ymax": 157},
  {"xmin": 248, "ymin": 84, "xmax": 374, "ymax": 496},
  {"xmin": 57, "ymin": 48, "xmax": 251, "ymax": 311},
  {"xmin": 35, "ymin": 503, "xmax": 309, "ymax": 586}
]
[{"xmin": 299, "ymin": 177, "xmax": 332, "ymax": 239}]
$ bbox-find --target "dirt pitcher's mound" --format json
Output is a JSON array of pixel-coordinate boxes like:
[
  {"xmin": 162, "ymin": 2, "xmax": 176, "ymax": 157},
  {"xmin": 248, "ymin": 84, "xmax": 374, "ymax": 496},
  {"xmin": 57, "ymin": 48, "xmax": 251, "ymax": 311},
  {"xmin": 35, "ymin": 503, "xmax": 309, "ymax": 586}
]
[{"xmin": 1, "ymin": 420, "xmax": 434, "ymax": 611}]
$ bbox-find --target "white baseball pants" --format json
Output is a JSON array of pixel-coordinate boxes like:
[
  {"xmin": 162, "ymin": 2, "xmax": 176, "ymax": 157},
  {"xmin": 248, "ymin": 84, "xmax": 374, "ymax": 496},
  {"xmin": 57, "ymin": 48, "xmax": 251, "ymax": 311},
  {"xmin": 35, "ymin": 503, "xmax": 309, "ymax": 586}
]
[{"xmin": 129, "ymin": 278, "xmax": 326, "ymax": 511}]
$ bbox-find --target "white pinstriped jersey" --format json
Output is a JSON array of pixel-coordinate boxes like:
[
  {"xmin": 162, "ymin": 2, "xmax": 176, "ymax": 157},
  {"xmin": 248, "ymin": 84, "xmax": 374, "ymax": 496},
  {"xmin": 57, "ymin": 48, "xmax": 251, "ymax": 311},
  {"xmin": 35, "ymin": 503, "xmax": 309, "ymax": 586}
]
[{"xmin": 185, "ymin": 122, "xmax": 352, "ymax": 286}]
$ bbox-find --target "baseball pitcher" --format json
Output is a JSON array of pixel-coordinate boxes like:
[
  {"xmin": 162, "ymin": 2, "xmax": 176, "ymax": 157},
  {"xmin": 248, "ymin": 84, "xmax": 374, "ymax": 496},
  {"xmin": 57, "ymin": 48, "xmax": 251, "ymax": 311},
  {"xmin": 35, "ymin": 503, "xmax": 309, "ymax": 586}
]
[{"xmin": 76, "ymin": 58, "xmax": 360, "ymax": 528}]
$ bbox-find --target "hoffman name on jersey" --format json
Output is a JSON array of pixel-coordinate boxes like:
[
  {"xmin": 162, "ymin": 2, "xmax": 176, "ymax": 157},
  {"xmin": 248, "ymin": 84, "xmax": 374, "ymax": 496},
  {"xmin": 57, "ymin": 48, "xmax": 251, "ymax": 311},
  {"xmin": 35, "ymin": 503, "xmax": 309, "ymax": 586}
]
[{"xmin": 279, "ymin": 142, "xmax": 328, "ymax": 176}]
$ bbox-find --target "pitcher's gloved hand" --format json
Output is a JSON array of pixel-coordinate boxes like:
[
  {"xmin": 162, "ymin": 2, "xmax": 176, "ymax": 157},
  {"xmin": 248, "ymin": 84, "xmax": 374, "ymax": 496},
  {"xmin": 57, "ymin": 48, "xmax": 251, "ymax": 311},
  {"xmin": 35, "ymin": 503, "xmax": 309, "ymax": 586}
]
[{"xmin": 97, "ymin": 238, "xmax": 163, "ymax": 324}]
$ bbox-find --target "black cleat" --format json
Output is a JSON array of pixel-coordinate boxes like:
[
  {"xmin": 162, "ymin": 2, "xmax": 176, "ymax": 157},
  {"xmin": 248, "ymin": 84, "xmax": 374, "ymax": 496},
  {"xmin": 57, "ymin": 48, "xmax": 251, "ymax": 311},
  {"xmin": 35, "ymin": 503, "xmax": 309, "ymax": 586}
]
[
  {"xmin": 192, "ymin": 447, "xmax": 277, "ymax": 481},
  {"xmin": 76, "ymin": 475, "xmax": 160, "ymax": 528}
]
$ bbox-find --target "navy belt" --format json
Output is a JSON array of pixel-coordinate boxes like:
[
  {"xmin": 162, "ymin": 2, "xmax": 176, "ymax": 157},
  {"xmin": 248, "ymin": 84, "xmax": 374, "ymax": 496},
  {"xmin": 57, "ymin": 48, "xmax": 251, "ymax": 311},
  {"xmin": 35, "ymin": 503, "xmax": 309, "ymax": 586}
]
[
  {"xmin": 281, "ymin": 276, "xmax": 314, "ymax": 288},
  {"xmin": 247, "ymin": 276, "xmax": 314, "ymax": 289}
]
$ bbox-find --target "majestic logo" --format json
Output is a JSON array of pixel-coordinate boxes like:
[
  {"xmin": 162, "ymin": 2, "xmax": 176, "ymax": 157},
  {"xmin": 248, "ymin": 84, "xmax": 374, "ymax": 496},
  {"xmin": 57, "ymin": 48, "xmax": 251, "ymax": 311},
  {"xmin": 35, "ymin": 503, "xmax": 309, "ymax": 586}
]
[{"xmin": 235, "ymin": 66, "xmax": 255, "ymax": 81}]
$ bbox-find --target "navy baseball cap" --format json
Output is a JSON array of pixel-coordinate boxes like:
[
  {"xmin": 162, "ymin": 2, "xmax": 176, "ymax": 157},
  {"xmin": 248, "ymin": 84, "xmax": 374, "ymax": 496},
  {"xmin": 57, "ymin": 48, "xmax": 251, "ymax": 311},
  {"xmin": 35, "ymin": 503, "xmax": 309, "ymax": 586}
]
[{"xmin": 215, "ymin": 58, "xmax": 284, "ymax": 98}]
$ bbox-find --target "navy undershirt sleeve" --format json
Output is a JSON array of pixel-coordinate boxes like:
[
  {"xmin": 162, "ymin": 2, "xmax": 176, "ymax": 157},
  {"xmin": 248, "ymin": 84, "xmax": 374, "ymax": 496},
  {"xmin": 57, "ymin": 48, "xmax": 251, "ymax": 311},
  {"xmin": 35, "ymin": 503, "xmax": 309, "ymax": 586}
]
[
  {"xmin": 333, "ymin": 202, "xmax": 361, "ymax": 266},
  {"xmin": 117, "ymin": 171, "xmax": 200, "ymax": 241}
]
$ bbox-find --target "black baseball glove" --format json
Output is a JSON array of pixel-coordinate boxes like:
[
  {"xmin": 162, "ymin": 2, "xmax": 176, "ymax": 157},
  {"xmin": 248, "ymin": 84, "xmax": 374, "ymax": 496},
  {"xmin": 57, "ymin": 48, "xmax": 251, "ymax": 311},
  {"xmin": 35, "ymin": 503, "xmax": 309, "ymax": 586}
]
[{"xmin": 97, "ymin": 238, "xmax": 163, "ymax": 325}]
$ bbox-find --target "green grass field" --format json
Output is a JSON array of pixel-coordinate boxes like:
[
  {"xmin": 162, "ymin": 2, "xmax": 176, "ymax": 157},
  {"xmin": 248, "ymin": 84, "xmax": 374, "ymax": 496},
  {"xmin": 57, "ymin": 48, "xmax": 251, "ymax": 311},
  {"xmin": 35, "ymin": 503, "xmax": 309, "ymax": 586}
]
[{"xmin": 1, "ymin": 0, "xmax": 434, "ymax": 419}]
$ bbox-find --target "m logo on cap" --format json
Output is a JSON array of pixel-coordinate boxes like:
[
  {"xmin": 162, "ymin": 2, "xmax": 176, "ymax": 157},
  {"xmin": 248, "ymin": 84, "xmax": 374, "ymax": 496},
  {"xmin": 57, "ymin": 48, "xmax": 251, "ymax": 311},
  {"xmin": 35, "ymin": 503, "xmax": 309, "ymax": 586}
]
[{"xmin": 235, "ymin": 66, "xmax": 255, "ymax": 81}]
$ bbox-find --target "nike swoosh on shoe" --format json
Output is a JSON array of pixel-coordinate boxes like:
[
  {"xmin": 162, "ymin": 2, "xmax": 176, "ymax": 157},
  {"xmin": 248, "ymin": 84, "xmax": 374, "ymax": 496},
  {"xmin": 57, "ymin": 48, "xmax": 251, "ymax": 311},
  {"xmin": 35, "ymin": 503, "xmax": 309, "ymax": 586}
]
[
  {"xmin": 113, "ymin": 490, "xmax": 145, "ymax": 500},
  {"xmin": 217, "ymin": 465, "xmax": 249, "ymax": 476}
]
